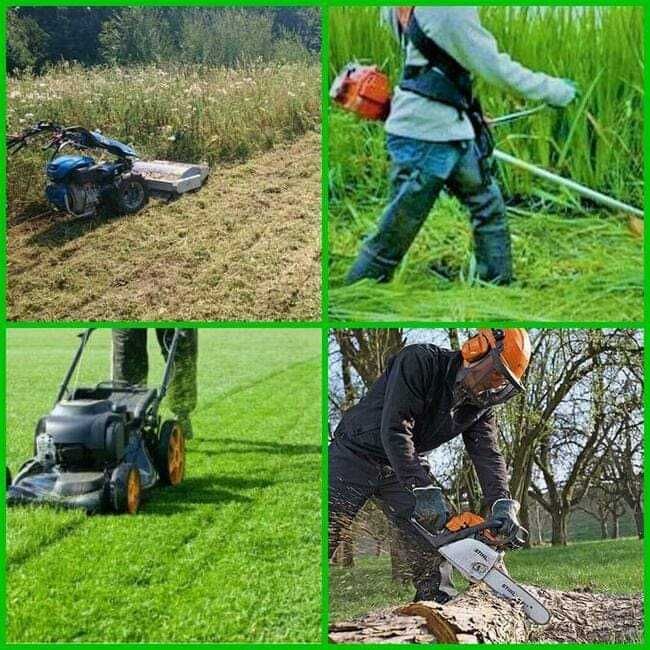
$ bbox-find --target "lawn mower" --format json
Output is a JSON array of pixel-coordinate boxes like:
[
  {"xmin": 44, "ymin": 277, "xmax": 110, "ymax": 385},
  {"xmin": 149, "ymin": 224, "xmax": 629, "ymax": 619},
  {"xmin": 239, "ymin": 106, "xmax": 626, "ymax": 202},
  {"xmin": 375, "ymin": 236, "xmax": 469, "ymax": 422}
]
[
  {"xmin": 7, "ymin": 329, "xmax": 186, "ymax": 515},
  {"xmin": 8, "ymin": 121, "xmax": 209, "ymax": 218}
]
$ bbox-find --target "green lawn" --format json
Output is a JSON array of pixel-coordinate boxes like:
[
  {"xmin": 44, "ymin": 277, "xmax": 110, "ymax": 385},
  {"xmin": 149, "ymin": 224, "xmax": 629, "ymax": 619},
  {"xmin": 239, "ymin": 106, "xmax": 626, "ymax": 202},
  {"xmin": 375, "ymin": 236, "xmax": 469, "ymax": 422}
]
[
  {"xmin": 6, "ymin": 328, "xmax": 322, "ymax": 643},
  {"xmin": 329, "ymin": 538, "xmax": 643, "ymax": 622}
]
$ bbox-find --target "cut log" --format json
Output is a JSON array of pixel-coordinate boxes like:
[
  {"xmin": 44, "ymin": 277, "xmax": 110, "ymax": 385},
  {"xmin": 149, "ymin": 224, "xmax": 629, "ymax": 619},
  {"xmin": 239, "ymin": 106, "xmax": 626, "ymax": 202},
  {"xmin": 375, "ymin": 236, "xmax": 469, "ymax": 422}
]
[{"xmin": 329, "ymin": 584, "xmax": 642, "ymax": 644}]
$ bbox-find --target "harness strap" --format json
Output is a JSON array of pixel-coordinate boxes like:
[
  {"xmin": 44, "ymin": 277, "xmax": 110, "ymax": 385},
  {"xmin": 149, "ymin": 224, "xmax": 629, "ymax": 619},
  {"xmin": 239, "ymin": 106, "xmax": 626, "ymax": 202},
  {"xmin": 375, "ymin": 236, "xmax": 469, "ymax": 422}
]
[
  {"xmin": 397, "ymin": 7, "xmax": 474, "ymax": 115},
  {"xmin": 404, "ymin": 12, "xmax": 471, "ymax": 87}
]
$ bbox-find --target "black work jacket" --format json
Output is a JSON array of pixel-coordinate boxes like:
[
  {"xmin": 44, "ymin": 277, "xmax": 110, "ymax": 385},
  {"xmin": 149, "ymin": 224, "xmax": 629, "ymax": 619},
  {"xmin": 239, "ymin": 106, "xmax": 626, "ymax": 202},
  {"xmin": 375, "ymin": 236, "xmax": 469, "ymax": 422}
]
[{"xmin": 333, "ymin": 344, "xmax": 510, "ymax": 505}]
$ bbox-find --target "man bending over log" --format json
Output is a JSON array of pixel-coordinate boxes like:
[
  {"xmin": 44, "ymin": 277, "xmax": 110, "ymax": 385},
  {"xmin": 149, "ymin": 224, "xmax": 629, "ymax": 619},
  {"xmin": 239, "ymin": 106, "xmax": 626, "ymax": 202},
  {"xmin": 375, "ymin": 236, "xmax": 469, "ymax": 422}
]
[{"xmin": 329, "ymin": 328, "xmax": 530, "ymax": 603}]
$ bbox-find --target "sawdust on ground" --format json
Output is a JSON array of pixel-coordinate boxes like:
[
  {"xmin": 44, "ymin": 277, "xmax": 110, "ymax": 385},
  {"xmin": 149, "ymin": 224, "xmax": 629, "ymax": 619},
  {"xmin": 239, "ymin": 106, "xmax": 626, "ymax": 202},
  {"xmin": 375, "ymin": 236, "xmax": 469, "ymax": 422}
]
[
  {"xmin": 328, "ymin": 588, "xmax": 643, "ymax": 644},
  {"xmin": 7, "ymin": 131, "xmax": 321, "ymax": 322}
]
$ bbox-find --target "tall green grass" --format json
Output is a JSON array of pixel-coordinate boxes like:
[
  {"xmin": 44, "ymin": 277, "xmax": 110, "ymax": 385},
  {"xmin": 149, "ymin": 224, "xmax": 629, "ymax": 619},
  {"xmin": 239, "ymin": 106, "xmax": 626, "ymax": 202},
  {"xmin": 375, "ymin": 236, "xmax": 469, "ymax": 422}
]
[
  {"xmin": 329, "ymin": 6, "xmax": 643, "ymax": 205},
  {"xmin": 328, "ymin": 7, "xmax": 643, "ymax": 321},
  {"xmin": 7, "ymin": 62, "xmax": 320, "ymax": 219}
]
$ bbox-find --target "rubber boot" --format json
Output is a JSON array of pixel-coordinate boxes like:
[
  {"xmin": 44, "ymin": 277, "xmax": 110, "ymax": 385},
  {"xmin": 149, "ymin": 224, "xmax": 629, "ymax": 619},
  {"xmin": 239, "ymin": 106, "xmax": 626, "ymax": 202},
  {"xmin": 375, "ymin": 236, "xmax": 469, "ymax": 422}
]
[
  {"xmin": 412, "ymin": 559, "xmax": 458, "ymax": 603},
  {"xmin": 474, "ymin": 227, "xmax": 513, "ymax": 285}
]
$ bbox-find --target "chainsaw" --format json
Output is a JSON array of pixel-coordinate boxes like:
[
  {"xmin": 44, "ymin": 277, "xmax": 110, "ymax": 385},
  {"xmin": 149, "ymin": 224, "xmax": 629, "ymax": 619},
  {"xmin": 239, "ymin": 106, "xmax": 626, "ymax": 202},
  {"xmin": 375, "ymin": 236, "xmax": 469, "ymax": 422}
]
[{"xmin": 409, "ymin": 511, "xmax": 550, "ymax": 625}]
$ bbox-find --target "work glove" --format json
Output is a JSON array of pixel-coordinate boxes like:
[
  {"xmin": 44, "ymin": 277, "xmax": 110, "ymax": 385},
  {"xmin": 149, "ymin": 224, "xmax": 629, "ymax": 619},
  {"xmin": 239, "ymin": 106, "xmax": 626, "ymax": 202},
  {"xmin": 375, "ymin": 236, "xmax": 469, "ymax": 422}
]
[
  {"xmin": 412, "ymin": 486, "xmax": 450, "ymax": 533},
  {"xmin": 549, "ymin": 78, "xmax": 580, "ymax": 108},
  {"xmin": 491, "ymin": 498, "xmax": 528, "ymax": 549}
]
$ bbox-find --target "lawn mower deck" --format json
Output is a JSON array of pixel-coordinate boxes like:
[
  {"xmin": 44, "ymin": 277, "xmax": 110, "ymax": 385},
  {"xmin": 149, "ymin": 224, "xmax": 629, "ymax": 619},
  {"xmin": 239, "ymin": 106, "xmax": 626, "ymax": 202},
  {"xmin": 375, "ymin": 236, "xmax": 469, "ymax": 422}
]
[
  {"xmin": 7, "ymin": 329, "xmax": 186, "ymax": 515},
  {"xmin": 132, "ymin": 161, "xmax": 210, "ymax": 196}
]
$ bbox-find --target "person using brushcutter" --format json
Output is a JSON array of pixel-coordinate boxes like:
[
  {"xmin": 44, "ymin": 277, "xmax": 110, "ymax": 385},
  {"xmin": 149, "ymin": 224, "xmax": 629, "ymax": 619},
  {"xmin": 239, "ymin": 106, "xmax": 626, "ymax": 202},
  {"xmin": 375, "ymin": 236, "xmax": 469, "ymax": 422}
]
[
  {"xmin": 112, "ymin": 328, "xmax": 198, "ymax": 439},
  {"xmin": 329, "ymin": 329, "xmax": 530, "ymax": 603},
  {"xmin": 345, "ymin": 7, "xmax": 578, "ymax": 285}
]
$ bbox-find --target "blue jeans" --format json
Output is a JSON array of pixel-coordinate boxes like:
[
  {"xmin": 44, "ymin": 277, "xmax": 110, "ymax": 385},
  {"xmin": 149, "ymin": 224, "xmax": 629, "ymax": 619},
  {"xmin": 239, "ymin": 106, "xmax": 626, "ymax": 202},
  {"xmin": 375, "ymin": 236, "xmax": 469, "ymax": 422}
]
[{"xmin": 346, "ymin": 134, "xmax": 512, "ymax": 284}]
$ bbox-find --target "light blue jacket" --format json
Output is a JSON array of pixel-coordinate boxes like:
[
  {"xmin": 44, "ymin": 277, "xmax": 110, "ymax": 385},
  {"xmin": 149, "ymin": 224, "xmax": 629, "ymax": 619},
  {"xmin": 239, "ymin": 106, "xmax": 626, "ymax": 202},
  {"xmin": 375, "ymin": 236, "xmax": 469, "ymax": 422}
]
[{"xmin": 383, "ymin": 7, "xmax": 576, "ymax": 142}]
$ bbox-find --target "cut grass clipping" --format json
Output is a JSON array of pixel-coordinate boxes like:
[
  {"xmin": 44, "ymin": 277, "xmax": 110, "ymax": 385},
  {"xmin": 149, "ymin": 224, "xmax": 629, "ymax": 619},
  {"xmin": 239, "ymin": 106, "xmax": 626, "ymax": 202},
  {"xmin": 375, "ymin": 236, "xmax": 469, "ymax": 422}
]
[
  {"xmin": 6, "ymin": 329, "xmax": 321, "ymax": 643},
  {"xmin": 329, "ymin": 538, "xmax": 643, "ymax": 623},
  {"xmin": 328, "ymin": 7, "xmax": 643, "ymax": 322}
]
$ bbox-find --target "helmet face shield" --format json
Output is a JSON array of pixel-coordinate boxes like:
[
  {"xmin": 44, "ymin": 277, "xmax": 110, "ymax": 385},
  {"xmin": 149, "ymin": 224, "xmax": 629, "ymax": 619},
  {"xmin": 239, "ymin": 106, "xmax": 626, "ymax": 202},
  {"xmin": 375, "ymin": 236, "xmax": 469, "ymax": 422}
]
[{"xmin": 453, "ymin": 348, "xmax": 524, "ymax": 408}]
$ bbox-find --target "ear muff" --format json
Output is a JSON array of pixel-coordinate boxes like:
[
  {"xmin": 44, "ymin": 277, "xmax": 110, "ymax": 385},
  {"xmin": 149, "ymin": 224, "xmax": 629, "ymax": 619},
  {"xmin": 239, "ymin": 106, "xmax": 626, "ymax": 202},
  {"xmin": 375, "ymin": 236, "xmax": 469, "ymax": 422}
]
[{"xmin": 461, "ymin": 329, "xmax": 499, "ymax": 363}]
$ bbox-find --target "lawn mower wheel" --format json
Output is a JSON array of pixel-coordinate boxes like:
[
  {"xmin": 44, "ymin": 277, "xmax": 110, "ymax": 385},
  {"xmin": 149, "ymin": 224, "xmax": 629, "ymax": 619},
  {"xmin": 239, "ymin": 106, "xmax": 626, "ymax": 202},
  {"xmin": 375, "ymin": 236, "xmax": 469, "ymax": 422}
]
[
  {"xmin": 157, "ymin": 420, "xmax": 185, "ymax": 487},
  {"xmin": 110, "ymin": 463, "xmax": 142, "ymax": 514}
]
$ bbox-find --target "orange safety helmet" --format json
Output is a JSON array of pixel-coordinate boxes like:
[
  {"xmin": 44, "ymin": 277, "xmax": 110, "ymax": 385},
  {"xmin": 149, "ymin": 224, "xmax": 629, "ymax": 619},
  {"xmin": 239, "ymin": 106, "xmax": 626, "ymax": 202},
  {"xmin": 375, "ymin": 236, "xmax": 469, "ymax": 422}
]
[{"xmin": 454, "ymin": 329, "xmax": 531, "ymax": 408}]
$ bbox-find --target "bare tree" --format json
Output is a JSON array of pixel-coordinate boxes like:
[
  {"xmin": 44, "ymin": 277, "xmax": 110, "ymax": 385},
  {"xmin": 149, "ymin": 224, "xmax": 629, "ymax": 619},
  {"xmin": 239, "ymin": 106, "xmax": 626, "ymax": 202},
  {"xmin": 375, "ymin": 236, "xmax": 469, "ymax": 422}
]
[
  {"xmin": 526, "ymin": 330, "xmax": 642, "ymax": 545},
  {"xmin": 333, "ymin": 329, "xmax": 406, "ymax": 388}
]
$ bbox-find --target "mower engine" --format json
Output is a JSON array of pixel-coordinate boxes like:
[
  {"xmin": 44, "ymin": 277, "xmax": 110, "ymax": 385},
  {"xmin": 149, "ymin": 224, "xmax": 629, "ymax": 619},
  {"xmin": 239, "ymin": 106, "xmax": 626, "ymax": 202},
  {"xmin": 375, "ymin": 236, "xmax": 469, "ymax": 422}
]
[
  {"xmin": 35, "ymin": 398, "xmax": 128, "ymax": 471},
  {"xmin": 45, "ymin": 156, "xmax": 125, "ymax": 218}
]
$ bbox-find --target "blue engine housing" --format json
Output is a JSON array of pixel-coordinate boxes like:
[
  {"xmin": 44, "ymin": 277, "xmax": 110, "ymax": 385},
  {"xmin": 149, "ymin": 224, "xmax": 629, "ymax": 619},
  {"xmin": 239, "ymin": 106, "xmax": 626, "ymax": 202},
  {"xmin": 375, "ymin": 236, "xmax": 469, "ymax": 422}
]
[
  {"xmin": 45, "ymin": 183, "xmax": 72, "ymax": 212},
  {"xmin": 46, "ymin": 155, "xmax": 96, "ymax": 182}
]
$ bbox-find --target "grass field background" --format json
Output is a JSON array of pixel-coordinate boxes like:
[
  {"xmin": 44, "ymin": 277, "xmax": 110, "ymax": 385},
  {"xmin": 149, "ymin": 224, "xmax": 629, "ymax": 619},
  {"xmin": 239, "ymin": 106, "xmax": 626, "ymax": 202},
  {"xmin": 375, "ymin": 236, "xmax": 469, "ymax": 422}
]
[
  {"xmin": 7, "ymin": 63, "xmax": 320, "ymax": 221},
  {"xmin": 328, "ymin": 6, "xmax": 643, "ymax": 322},
  {"xmin": 6, "ymin": 328, "xmax": 322, "ymax": 643},
  {"xmin": 329, "ymin": 538, "xmax": 643, "ymax": 622}
]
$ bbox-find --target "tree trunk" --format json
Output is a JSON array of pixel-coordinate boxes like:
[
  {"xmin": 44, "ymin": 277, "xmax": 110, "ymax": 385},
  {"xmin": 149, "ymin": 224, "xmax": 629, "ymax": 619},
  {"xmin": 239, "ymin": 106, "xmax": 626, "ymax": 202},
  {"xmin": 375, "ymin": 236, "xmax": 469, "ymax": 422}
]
[
  {"xmin": 533, "ymin": 504, "xmax": 544, "ymax": 545},
  {"xmin": 599, "ymin": 517, "xmax": 608, "ymax": 540},
  {"xmin": 332, "ymin": 537, "xmax": 354, "ymax": 567},
  {"xmin": 329, "ymin": 585, "xmax": 642, "ymax": 643},
  {"xmin": 610, "ymin": 514, "xmax": 620, "ymax": 540},
  {"xmin": 633, "ymin": 503, "xmax": 644, "ymax": 539},
  {"xmin": 519, "ymin": 498, "xmax": 531, "ymax": 549},
  {"xmin": 550, "ymin": 512, "xmax": 568, "ymax": 546},
  {"xmin": 389, "ymin": 528, "xmax": 410, "ymax": 584}
]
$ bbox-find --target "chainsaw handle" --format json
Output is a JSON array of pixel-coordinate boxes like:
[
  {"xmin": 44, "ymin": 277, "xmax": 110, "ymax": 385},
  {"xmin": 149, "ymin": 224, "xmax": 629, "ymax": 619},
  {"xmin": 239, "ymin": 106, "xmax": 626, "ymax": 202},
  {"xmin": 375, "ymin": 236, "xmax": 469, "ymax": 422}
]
[{"xmin": 410, "ymin": 517, "xmax": 502, "ymax": 550}]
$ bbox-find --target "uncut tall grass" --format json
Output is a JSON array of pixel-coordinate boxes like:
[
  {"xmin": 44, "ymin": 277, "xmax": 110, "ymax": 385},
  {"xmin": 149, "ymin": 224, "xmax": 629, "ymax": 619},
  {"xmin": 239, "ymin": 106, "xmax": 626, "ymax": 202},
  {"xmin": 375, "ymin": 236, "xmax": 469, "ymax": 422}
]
[
  {"xmin": 329, "ymin": 6, "xmax": 643, "ymax": 205},
  {"xmin": 7, "ymin": 62, "xmax": 320, "ymax": 218}
]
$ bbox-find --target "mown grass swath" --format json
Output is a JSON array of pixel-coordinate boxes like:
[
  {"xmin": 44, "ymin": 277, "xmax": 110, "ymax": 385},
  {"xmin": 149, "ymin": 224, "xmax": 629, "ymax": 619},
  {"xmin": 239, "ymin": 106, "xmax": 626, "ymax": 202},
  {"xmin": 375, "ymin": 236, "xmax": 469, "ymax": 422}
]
[
  {"xmin": 6, "ymin": 329, "xmax": 322, "ymax": 642},
  {"xmin": 328, "ymin": 6, "xmax": 643, "ymax": 321},
  {"xmin": 7, "ymin": 62, "xmax": 320, "ymax": 219}
]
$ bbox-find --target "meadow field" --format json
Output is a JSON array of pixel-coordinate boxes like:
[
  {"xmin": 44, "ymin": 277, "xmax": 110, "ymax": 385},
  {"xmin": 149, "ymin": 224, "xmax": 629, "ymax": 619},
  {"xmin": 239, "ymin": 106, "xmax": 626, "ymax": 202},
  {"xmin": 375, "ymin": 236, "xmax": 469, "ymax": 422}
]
[
  {"xmin": 6, "ymin": 328, "xmax": 322, "ymax": 642},
  {"xmin": 7, "ymin": 63, "xmax": 321, "ymax": 320},
  {"xmin": 328, "ymin": 6, "xmax": 643, "ymax": 321}
]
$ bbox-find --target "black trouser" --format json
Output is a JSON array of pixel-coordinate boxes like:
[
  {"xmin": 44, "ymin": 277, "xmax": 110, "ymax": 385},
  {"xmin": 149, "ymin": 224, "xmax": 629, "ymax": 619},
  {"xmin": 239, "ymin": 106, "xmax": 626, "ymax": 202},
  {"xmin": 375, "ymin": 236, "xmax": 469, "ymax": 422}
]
[
  {"xmin": 329, "ymin": 438, "xmax": 454, "ymax": 595},
  {"xmin": 112, "ymin": 328, "xmax": 198, "ymax": 416}
]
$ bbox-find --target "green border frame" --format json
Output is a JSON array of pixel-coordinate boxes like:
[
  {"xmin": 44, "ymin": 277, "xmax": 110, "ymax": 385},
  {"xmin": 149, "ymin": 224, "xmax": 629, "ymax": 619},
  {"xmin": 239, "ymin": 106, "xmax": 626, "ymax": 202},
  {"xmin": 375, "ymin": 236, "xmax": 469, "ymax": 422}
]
[{"xmin": 2, "ymin": 1, "xmax": 648, "ymax": 648}]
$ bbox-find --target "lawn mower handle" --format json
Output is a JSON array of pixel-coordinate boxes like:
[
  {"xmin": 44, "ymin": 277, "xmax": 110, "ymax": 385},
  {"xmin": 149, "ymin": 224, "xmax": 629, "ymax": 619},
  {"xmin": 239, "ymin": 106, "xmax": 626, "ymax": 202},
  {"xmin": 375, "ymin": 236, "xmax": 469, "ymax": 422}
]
[
  {"xmin": 56, "ymin": 328, "xmax": 95, "ymax": 404},
  {"xmin": 158, "ymin": 329, "xmax": 183, "ymax": 402}
]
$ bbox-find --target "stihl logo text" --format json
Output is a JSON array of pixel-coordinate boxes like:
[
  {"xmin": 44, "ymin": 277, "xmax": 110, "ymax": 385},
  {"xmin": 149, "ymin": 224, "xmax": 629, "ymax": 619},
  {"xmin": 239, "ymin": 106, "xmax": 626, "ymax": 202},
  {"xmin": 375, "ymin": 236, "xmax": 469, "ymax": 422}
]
[{"xmin": 473, "ymin": 547, "xmax": 489, "ymax": 561}]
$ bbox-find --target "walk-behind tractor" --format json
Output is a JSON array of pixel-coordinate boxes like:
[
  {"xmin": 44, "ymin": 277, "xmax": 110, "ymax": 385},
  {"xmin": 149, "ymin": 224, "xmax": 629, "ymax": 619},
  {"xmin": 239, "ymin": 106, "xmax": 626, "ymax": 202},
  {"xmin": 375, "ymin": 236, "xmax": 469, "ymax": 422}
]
[
  {"xmin": 7, "ymin": 329, "xmax": 186, "ymax": 515},
  {"xmin": 8, "ymin": 121, "xmax": 209, "ymax": 218}
]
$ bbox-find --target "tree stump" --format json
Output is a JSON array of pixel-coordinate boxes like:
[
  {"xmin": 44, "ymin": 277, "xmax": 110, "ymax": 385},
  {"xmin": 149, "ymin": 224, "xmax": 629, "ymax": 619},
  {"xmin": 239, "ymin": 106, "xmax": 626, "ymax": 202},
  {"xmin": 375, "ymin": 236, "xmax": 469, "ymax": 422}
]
[{"xmin": 329, "ymin": 584, "xmax": 642, "ymax": 643}]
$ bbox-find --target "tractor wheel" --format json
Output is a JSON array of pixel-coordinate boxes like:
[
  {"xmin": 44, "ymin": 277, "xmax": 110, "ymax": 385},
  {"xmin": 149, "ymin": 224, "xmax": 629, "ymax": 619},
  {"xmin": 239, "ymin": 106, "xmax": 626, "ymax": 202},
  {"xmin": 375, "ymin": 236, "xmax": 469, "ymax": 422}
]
[
  {"xmin": 110, "ymin": 463, "xmax": 141, "ymax": 514},
  {"xmin": 113, "ymin": 173, "xmax": 149, "ymax": 214},
  {"xmin": 156, "ymin": 420, "xmax": 185, "ymax": 486}
]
